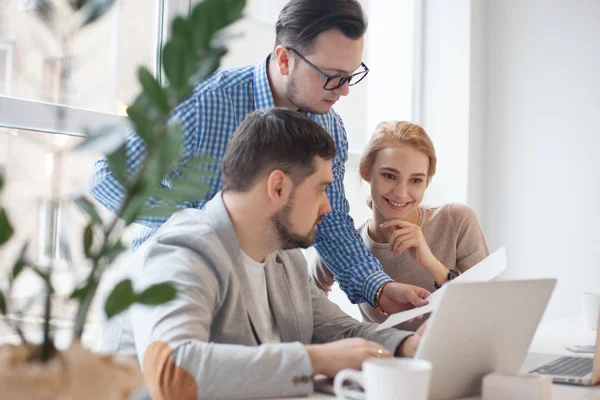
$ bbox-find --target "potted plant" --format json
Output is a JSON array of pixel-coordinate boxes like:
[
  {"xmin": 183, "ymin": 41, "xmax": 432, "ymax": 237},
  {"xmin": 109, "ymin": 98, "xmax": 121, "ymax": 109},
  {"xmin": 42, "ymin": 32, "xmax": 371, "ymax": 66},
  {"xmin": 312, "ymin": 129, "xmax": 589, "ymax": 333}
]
[{"xmin": 0, "ymin": 0, "xmax": 245, "ymax": 398}]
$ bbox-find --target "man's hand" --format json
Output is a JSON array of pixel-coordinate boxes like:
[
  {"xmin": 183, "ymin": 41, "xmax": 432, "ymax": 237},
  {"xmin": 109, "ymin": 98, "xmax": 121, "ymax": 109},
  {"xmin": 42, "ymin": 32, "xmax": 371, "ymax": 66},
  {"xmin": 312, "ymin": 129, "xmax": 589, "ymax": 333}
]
[
  {"xmin": 379, "ymin": 282, "xmax": 430, "ymax": 314},
  {"xmin": 305, "ymin": 338, "xmax": 392, "ymax": 378},
  {"xmin": 395, "ymin": 321, "xmax": 428, "ymax": 357}
]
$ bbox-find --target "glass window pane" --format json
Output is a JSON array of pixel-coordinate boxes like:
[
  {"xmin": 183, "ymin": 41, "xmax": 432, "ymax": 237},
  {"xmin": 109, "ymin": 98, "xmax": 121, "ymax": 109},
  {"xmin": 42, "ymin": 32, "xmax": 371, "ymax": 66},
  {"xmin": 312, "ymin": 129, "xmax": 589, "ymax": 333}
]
[
  {"xmin": 0, "ymin": 0, "xmax": 160, "ymax": 113},
  {"xmin": 0, "ymin": 49, "xmax": 7, "ymax": 95}
]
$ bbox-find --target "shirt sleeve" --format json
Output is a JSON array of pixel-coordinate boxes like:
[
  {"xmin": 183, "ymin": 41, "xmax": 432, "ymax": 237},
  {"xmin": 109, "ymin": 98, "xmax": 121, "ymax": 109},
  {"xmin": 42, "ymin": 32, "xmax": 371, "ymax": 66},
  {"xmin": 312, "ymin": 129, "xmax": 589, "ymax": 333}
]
[
  {"xmin": 309, "ymin": 257, "xmax": 336, "ymax": 293},
  {"xmin": 130, "ymin": 240, "xmax": 315, "ymax": 400},
  {"xmin": 88, "ymin": 94, "xmax": 201, "ymax": 228},
  {"xmin": 312, "ymin": 114, "xmax": 392, "ymax": 306}
]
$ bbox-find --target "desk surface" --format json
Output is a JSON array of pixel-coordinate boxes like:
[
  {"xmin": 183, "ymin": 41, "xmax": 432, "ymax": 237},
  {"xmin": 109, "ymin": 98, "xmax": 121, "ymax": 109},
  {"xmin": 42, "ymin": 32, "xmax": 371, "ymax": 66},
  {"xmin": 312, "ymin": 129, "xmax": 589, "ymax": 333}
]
[{"xmin": 275, "ymin": 314, "xmax": 600, "ymax": 400}]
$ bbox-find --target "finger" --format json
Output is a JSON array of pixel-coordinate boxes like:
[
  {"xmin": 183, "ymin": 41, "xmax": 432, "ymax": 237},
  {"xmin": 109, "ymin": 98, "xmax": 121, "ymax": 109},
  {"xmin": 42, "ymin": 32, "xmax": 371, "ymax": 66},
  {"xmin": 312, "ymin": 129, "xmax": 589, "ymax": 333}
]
[
  {"xmin": 389, "ymin": 229, "xmax": 413, "ymax": 249},
  {"xmin": 372, "ymin": 347, "xmax": 392, "ymax": 358},
  {"xmin": 394, "ymin": 239, "xmax": 416, "ymax": 259},
  {"xmin": 380, "ymin": 219, "xmax": 415, "ymax": 229},
  {"xmin": 393, "ymin": 241, "xmax": 409, "ymax": 258},
  {"xmin": 391, "ymin": 232, "xmax": 416, "ymax": 254},
  {"xmin": 416, "ymin": 287, "xmax": 432, "ymax": 299},
  {"xmin": 404, "ymin": 287, "xmax": 429, "ymax": 307}
]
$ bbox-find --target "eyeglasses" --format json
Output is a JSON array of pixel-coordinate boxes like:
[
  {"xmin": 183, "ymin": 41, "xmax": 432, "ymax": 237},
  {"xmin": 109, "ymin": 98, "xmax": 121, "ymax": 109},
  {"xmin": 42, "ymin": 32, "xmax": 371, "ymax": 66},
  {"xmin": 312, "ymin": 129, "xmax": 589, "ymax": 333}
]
[{"xmin": 288, "ymin": 48, "xmax": 369, "ymax": 91}]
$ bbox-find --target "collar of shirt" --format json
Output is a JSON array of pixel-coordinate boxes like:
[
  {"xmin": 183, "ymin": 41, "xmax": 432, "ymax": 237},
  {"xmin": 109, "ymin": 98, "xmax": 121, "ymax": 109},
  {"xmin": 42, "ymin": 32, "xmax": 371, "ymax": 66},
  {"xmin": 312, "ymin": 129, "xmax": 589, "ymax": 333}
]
[
  {"xmin": 253, "ymin": 55, "xmax": 313, "ymax": 118},
  {"xmin": 253, "ymin": 55, "xmax": 276, "ymax": 110}
]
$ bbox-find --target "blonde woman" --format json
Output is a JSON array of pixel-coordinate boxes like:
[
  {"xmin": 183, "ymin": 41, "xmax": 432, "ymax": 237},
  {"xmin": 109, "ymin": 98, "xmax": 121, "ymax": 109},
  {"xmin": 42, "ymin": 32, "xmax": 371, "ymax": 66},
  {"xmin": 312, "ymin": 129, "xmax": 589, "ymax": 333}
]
[{"xmin": 311, "ymin": 121, "xmax": 489, "ymax": 330}]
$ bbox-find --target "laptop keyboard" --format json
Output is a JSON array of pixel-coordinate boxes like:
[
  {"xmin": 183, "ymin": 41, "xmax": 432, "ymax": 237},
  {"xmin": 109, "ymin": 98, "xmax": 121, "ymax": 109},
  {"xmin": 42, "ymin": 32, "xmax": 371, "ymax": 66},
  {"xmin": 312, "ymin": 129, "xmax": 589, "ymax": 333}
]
[{"xmin": 531, "ymin": 356, "xmax": 593, "ymax": 377}]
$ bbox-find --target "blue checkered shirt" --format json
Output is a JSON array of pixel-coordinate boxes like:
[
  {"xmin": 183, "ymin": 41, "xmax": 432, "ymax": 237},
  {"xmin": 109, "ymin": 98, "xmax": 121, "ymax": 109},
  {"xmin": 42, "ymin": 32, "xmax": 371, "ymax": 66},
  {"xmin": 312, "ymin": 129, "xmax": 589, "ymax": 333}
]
[{"xmin": 89, "ymin": 57, "xmax": 392, "ymax": 306}]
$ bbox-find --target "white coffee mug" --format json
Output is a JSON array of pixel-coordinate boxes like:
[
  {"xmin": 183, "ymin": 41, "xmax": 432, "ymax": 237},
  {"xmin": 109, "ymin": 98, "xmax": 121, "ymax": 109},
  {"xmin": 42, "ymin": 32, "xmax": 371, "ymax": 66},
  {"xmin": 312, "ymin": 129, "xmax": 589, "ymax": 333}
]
[
  {"xmin": 581, "ymin": 293, "xmax": 600, "ymax": 330},
  {"xmin": 334, "ymin": 358, "xmax": 432, "ymax": 400}
]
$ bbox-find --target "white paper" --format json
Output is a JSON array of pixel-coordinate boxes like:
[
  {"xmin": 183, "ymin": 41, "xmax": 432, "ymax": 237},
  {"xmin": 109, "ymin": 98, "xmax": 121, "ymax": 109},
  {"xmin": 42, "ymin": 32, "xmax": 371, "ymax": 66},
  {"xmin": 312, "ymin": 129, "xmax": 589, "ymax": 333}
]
[{"xmin": 375, "ymin": 247, "xmax": 507, "ymax": 331}]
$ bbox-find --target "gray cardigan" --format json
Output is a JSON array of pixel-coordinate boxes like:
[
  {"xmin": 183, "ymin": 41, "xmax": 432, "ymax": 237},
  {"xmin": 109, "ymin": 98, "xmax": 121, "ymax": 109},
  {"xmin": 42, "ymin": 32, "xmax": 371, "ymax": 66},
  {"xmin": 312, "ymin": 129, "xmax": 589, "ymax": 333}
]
[{"xmin": 100, "ymin": 193, "xmax": 410, "ymax": 400}]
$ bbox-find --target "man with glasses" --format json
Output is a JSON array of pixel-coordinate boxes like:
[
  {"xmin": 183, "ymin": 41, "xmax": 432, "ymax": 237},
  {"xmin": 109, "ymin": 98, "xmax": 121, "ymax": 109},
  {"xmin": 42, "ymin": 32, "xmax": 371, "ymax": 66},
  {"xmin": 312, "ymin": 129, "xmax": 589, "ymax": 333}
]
[{"xmin": 90, "ymin": 0, "xmax": 430, "ymax": 315}]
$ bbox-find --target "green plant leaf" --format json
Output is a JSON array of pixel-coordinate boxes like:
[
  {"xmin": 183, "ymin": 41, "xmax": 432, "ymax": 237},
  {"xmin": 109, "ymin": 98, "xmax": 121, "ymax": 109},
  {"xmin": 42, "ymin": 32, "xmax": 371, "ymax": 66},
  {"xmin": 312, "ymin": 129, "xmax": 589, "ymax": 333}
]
[
  {"xmin": 213, "ymin": 0, "xmax": 232, "ymax": 31},
  {"xmin": 226, "ymin": 0, "xmax": 247, "ymax": 23},
  {"xmin": 0, "ymin": 208, "xmax": 14, "ymax": 246},
  {"xmin": 83, "ymin": 223, "xmax": 94, "ymax": 258},
  {"xmin": 139, "ymin": 67, "xmax": 170, "ymax": 115},
  {"xmin": 107, "ymin": 144, "xmax": 128, "ymax": 185},
  {"xmin": 103, "ymin": 240, "xmax": 127, "ymax": 265},
  {"xmin": 0, "ymin": 171, "xmax": 4, "ymax": 191},
  {"xmin": 11, "ymin": 242, "xmax": 28, "ymax": 281},
  {"xmin": 136, "ymin": 282, "xmax": 177, "ymax": 305},
  {"xmin": 141, "ymin": 120, "xmax": 184, "ymax": 191},
  {"xmin": 162, "ymin": 39, "xmax": 193, "ymax": 93},
  {"xmin": 205, "ymin": 0, "xmax": 246, "ymax": 33},
  {"xmin": 190, "ymin": 46, "xmax": 228, "ymax": 86},
  {"xmin": 127, "ymin": 95, "xmax": 156, "ymax": 146},
  {"xmin": 190, "ymin": 3, "xmax": 214, "ymax": 50},
  {"xmin": 177, "ymin": 167, "xmax": 215, "ymax": 182},
  {"xmin": 121, "ymin": 192, "xmax": 148, "ymax": 225},
  {"xmin": 172, "ymin": 17, "xmax": 194, "ymax": 53},
  {"xmin": 155, "ymin": 180, "xmax": 210, "ymax": 204},
  {"xmin": 105, "ymin": 279, "xmax": 136, "ymax": 318},
  {"xmin": 68, "ymin": 0, "xmax": 88, "ymax": 12},
  {"xmin": 138, "ymin": 204, "xmax": 179, "ymax": 219},
  {"xmin": 74, "ymin": 196, "xmax": 102, "ymax": 225},
  {"xmin": 180, "ymin": 155, "xmax": 218, "ymax": 172},
  {"xmin": 70, "ymin": 283, "xmax": 91, "ymax": 302},
  {"xmin": 34, "ymin": 0, "xmax": 56, "ymax": 28},
  {"xmin": 0, "ymin": 291, "xmax": 6, "ymax": 315},
  {"xmin": 79, "ymin": 0, "xmax": 118, "ymax": 29},
  {"xmin": 160, "ymin": 120, "xmax": 184, "ymax": 172}
]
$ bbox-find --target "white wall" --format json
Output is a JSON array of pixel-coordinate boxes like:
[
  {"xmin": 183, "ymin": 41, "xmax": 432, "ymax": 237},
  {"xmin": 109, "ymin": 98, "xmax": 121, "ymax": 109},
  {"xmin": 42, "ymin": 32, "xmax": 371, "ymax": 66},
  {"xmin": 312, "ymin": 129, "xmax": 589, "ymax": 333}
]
[
  {"xmin": 419, "ymin": 0, "xmax": 600, "ymax": 321},
  {"xmin": 420, "ymin": 0, "xmax": 472, "ymax": 206},
  {"xmin": 480, "ymin": 0, "xmax": 600, "ymax": 320}
]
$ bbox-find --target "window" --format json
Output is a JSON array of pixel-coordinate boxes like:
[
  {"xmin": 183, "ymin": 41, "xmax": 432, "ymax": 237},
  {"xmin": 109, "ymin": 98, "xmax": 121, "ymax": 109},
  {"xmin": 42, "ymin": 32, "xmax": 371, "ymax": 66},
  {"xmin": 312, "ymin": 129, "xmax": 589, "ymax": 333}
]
[
  {"xmin": 42, "ymin": 56, "xmax": 75, "ymax": 104},
  {"xmin": 0, "ymin": 39, "xmax": 13, "ymax": 95},
  {"xmin": 0, "ymin": 0, "xmax": 162, "ymax": 113}
]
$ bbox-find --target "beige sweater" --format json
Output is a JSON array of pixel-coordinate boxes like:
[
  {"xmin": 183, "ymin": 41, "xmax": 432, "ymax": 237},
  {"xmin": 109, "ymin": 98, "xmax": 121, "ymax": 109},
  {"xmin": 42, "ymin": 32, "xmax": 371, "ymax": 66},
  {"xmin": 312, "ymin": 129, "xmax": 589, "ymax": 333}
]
[{"xmin": 310, "ymin": 203, "xmax": 489, "ymax": 331}]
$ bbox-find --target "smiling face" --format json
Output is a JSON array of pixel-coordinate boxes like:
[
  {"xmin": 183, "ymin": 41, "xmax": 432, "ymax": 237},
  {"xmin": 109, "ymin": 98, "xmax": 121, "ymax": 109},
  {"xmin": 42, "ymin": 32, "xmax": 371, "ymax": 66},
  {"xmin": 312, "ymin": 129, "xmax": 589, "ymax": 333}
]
[
  {"xmin": 364, "ymin": 145, "xmax": 430, "ymax": 224},
  {"xmin": 284, "ymin": 29, "xmax": 365, "ymax": 114}
]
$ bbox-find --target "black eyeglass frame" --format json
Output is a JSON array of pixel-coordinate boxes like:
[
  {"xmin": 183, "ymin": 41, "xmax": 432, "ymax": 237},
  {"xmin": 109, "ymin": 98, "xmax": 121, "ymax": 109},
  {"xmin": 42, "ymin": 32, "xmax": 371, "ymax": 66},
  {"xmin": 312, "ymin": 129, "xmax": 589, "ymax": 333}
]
[{"xmin": 288, "ymin": 48, "xmax": 369, "ymax": 91}]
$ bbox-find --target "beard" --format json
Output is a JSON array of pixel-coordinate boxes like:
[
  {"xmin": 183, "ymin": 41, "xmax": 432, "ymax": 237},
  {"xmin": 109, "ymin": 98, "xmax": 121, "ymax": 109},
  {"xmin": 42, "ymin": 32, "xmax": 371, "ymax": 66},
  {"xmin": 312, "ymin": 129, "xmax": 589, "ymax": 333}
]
[
  {"xmin": 285, "ymin": 70, "xmax": 326, "ymax": 115},
  {"xmin": 272, "ymin": 195, "xmax": 323, "ymax": 250}
]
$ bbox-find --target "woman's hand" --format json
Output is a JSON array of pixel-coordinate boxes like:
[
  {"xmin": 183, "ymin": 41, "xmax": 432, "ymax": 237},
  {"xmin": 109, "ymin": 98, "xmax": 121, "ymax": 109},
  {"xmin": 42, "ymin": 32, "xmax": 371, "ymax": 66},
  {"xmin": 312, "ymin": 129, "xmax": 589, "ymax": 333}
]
[
  {"xmin": 380, "ymin": 219, "xmax": 436, "ymax": 266},
  {"xmin": 380, "ymin": 219, "xmax": 451, "ymax": 285}
]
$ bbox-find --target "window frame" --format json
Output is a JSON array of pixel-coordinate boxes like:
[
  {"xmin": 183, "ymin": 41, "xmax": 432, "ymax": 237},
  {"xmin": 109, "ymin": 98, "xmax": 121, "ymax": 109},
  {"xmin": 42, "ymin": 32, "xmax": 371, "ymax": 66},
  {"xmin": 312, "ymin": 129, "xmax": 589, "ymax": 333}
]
[{"xmin": 0, "ymin": 0, "xmax": 183, "ymax": 136}]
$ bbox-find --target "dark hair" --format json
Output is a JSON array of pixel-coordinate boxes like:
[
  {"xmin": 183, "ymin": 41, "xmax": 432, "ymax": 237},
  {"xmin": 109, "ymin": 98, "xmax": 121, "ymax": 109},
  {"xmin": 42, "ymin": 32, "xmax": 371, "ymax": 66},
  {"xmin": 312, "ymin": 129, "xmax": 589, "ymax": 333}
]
[
  {"xmin": 275, "ymin": 0, "xmax": 367, "ymax": 54},
  {"xmin": 222, "ymin": 108, "xmax": 337, "ymax": 192}
]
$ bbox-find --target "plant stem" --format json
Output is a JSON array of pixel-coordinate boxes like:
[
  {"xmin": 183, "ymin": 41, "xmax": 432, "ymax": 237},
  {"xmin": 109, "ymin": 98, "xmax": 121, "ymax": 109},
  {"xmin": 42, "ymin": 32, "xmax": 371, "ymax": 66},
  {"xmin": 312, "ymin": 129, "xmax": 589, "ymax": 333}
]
[
  {"xmin": 40, "ymin": 281, "xmax": 53, "ymax": 362},
  {"xmin": 13, "ymin": 322, "xmax": 28, "ymax": 346},
  {"xmin": 73, "ymin": 113, "xmax": 170, "ymax": 339}
]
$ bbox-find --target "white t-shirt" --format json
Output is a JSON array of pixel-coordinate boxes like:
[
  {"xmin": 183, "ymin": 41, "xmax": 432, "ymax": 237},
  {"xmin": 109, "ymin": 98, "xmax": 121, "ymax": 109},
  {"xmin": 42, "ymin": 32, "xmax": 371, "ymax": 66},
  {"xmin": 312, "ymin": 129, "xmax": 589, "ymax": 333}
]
[{"xmin": 240, "ymin": 250, "xmax": 281, "ymax": 343}]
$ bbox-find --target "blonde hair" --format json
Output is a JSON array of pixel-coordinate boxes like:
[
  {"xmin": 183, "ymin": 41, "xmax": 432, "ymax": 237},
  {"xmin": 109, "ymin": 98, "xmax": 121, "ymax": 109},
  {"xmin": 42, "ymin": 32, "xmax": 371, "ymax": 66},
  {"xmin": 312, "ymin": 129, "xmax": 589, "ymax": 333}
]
[{"xmin": 361, "ymin": 121, "xmax": 437, "ymax": 208}]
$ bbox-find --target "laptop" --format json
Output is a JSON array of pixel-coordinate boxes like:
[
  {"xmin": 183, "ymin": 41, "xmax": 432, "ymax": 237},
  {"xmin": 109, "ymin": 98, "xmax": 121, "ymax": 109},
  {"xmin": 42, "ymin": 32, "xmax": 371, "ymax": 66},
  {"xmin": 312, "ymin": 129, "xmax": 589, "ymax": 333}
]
[
  {"xmin": 415, "ymin": 279, "xmax": 556, "ymax": 400},
  {"xmin": 316, "ymin": 279, "xmax": 556, "ymax": 400},
  {"xmin": 526, "ymin": 312, "xmax": 600, "ymax": 386}
]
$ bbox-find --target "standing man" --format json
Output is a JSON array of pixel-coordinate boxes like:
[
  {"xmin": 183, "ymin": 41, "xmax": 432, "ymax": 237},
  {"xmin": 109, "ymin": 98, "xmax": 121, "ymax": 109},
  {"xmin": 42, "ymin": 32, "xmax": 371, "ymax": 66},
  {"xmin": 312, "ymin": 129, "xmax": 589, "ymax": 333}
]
[{"xmin": 89, "ymin": 0, "xmax": 429, "ymax": 314}]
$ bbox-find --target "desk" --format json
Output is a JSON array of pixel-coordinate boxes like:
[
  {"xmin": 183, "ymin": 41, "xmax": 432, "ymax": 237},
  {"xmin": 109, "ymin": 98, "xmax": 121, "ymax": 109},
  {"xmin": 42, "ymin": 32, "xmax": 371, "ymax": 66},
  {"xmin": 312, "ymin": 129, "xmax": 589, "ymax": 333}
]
[{"xmin": 275, "ymin": 315, "xmax": 600, "ymax": 400}]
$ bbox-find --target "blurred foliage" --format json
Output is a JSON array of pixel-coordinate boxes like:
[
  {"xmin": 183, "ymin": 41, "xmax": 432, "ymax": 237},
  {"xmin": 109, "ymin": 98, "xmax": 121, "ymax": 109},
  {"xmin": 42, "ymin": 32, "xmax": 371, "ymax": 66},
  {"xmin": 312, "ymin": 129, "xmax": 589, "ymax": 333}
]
[{"xmin": 0, "ymin": 0, "xmax": 246, "ymax": 362}]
